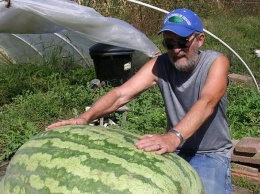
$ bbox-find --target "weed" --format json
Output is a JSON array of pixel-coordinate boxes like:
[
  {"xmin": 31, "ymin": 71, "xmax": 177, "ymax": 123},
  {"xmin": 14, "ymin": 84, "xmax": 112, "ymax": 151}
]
[
  {"xmin": 232, "ymin": 175, "xmax": 260, "ymax": 193},
  {"xmin": 227, "ymin": 83, "xmax": 260, "ymax": 139}
]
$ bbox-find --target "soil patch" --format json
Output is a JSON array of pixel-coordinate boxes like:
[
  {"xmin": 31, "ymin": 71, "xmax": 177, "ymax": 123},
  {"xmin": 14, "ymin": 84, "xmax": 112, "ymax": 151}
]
[{"xmin": 0, "ymin": 160, "xmax": 9, "ymax": 181}]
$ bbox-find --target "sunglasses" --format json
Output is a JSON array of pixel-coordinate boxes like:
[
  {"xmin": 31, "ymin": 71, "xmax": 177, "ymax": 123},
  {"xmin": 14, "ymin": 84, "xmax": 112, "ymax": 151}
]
[{"xmin": 163, "ymin": 35, "xmax": 197, "ymax": 50}]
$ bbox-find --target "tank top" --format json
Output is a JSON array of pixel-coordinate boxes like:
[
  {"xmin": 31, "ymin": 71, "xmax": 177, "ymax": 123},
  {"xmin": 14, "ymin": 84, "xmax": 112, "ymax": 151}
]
[{"xmin": 156, "ymin": 50, "xmax": 232, "ymax": 157}]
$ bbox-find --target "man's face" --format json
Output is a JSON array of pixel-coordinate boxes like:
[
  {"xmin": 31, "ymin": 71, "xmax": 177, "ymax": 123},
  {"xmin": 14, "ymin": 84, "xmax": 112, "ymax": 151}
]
[{"xmin": 162, "ymin": 31, "xmax": 203, "ymax": 72}]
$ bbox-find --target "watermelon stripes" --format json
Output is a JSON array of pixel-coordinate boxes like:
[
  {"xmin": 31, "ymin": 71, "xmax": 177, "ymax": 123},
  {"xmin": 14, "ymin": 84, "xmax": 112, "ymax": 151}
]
[{"xmin": 0, "ymin": 125, "xmax": 204, "ymax": 194}]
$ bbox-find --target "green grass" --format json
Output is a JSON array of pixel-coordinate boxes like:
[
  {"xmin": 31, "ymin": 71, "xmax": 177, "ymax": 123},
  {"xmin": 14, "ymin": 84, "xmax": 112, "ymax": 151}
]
[
  {"xmin": 0, "ymin": 62, "xmax": 259, "ymax": 160},
  {"xmin": 232, "ymin": 175, "xmax": 260, "ymax": 193},
  {"xmin": 0, "ymin": 62, "xmax": 95, "ymax": 159},
  {"xmin": 227, "ymin": 83, "xmax": 260, "ymax": 139}
]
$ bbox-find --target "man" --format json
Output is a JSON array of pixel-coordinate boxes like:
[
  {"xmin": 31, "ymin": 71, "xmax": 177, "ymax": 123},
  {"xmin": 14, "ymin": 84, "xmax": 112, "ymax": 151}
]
[{"xmin": 46, "ymin": 8, "xmax": 232, "ymax": 194}]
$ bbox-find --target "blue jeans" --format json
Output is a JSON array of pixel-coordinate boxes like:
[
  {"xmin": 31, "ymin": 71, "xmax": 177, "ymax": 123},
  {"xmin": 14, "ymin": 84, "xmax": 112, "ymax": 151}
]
[{"xmin": 177, "ymin": 152, "xmax": 232, "ymax": 194}]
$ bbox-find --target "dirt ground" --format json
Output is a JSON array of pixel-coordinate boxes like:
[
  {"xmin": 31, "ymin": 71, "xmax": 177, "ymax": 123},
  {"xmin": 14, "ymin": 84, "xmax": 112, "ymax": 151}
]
[
  {"xmin": 0, "ymin": 160, "xmax": 8, "ymax": 181},
  {"xmin": 0, "ymin": 160, "xmax": 255, "ymax": 193}
]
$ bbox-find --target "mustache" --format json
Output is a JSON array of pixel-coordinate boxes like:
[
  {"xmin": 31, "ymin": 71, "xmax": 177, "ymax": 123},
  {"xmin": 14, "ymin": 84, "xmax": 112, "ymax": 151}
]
[{"xmin": 176, "ymin": 51, "xmax": 187, "ymax": 58}]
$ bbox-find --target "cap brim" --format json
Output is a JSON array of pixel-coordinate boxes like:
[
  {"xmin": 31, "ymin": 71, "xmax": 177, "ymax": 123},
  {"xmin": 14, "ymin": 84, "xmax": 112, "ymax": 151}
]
[{"xmin": 158, "ymin": 24, "xmax": 194, "ymax": 37}]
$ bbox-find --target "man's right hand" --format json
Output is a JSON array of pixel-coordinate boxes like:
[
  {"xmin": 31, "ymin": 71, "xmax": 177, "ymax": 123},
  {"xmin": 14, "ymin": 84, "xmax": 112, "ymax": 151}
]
[{"xmin": 45, "ymin": 118, "xmax": 87, "ymax": 131}]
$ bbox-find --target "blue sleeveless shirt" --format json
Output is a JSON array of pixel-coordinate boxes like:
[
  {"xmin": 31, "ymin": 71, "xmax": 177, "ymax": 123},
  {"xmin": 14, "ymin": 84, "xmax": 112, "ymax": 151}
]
[{"xmin": 156, "ymin": 50, "xmax": 232, "ymax": 157}]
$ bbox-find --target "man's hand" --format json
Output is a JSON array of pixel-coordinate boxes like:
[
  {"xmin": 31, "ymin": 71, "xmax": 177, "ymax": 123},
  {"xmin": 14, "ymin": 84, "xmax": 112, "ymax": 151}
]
[
  {"xmin": 45, "ymin": 118, "xmax": 87, "ymax": 131},
  {"xmin": 135, "ymin": 133, "xmax": 180, "ymax": 155}
]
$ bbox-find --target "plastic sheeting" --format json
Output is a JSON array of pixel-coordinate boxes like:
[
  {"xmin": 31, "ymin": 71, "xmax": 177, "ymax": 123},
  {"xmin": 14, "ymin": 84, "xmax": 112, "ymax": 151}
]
[{"xmin": 0, "ymin": 0, "xmax": 160, "ymax": 66}]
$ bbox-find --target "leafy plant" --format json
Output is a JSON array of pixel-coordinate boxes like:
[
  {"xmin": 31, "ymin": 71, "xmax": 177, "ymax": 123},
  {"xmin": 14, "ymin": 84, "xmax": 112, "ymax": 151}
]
[
  {"xmin": 227, "ymin": 83, "xmax": 260, "ymax": 139},
  {"xmin": 0, "ymin": 62, "xmax": 95, "ymax": 106},
  {"xmin": 117, "ymin": 86, "xmax": 166, "ymax": 135}
]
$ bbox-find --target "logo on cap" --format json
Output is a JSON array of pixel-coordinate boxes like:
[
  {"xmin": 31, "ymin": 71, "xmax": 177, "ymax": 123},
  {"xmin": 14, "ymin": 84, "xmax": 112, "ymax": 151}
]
[{"xmin": 168, "ymin": 16, "xmax": 184, "ymax": 23}]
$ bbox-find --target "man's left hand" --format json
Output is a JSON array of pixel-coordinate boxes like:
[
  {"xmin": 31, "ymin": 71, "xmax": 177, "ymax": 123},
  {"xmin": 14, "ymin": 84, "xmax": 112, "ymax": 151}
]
[{"xmin": 134, "ymin": 133, "xmax": 179, "ymax": 155}]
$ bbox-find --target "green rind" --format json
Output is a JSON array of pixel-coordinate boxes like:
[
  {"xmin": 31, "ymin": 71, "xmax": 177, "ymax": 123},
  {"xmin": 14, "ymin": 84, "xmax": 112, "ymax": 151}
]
[{"xmin": 0, "ymin": 125, "xmax": 204, "ymax": 194}]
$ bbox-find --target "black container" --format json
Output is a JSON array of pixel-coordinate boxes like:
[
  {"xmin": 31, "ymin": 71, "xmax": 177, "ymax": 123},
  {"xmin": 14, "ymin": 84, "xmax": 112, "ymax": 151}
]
[{"xmin": 89, "ymin": 43, "xmax": 135, "ymax": 87}]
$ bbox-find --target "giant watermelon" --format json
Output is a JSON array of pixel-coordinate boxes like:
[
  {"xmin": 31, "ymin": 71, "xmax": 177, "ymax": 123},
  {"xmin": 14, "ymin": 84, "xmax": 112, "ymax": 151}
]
[{"xmin": 0, "ymin": 125, "xmax": 204, "ymax": 194}]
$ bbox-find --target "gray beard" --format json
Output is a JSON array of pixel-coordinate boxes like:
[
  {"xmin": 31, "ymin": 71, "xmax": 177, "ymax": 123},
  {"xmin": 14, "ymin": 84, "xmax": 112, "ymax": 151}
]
[{"xmin": 168, "ymin": 51, "xmax": 198, "ymax": 73}]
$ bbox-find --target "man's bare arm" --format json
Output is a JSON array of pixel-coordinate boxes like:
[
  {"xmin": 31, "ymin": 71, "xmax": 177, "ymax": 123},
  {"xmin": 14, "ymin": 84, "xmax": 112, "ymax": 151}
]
[{"xmin": 45, "ymin": 57, "xmax": 158, "ymax": 130}]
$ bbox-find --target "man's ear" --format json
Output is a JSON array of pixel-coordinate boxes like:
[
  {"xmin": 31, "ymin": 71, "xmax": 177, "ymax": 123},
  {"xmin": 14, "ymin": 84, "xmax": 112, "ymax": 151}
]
[
  {"xmin": 162, "ymin": 39, "xmax": 167, "ymax": 49},
  {"xmin": 198, "ymin": 33, "xmax": 205, "ymax": 47}
]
